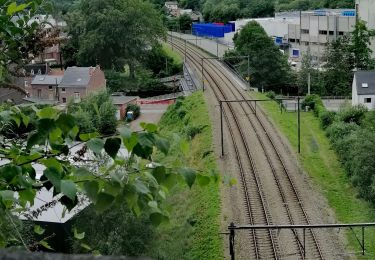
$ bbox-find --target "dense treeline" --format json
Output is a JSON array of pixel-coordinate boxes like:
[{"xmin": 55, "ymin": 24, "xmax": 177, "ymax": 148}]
[
  {"xmin": 150, "ymin": 0, "xmax": 354, "ymax": 22},
  {"xmin": 302, "ymin": 95, "xmax": 375, "ymax": 206}
]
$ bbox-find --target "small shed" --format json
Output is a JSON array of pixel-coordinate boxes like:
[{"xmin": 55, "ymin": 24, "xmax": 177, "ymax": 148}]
[
  {"xmin": 352, "ymin": 71, "xmax": 375, "ymax": 110},
  {"xmin": 111, "ymin": 95, "xmax": 138, "ymax": 120}
]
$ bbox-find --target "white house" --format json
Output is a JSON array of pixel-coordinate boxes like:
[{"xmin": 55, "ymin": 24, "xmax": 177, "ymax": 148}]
[
  {"xmin": 164, "ymin": 1, "xmax": 178, "ymax": 11},
  {"xmin": 352, "ymin": 71, "xmax": 375, "ymax": 110}
]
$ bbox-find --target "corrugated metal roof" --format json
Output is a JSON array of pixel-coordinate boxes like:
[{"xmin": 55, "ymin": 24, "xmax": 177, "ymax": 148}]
[
  {"xmin": 31, "ymin": 75, "xmax": 63, "ymax": 85},
  {"xmin": 355, "ymin": 71, "xmax": 375, "ymax": 95},
  {"xmin": 59, "ymin": 67, "xmax": 93, "ymax": 87}
]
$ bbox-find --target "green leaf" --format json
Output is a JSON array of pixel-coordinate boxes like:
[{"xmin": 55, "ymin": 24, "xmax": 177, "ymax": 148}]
[
  {"xmin": 56, "ymin": 114, "xmax": 76, "ymax": 134},
  {"xmin": 21, "ymin": 113, "xmax": 30, "ymax": 127},
  {"xmin": 41, "ymin": 158, "xmax": 63, "ymax": 173},
  {"xmin": 34, "ymin": 225, "xmax": 45, "ymax": 235},
  {"xmin": 94, "ymin": 193, "xmax": 115, "ymax": 213},
  {"xmin": 61, "ymin": 180, "xmax": 77, "ymax": 201},
  {"xmin": 87, "ymin": 138, "xmax": 105, "ymax": 154},
  {"xmin": 43, "ymin": 168, "xmax": 62, "ymax": 191},
  {"xmin": 39, "ymin": 240, "xmax": 53, "ymax": 250},
  {"xmin": 179, "ymin": 168, "xmax": 196, "ymax": 188},
  {"xmin": 104, "ymin": 137, "xmax": 121, "ymax": 159},
  {"xmin": 79, "ymin": 132, "xmax": 99, "ymax": 141},
  {"xmin": 152, "ymin": 166, "xmax": 166, "ymax": 184},
  {"xmin": 141, "ymin": 123, "xmax": 158, "ymax": 133},
  {"xmin": 80, "ymin": 243, "xmax": 91, "ymax": 251},
  {"xmin": 83, "ymin": 181, "xmax": 99, "ymax": 202},
  {"xmin": 73, "ymin": 228, "xmax": 85, "ymax": 240},
  {"xmin": 197, "ymin": 174, "xmax": 210, "ymax": 186},
  {"xmin": 19, "ymin": 189, "xmax": 36, "ymax": 207},
  {"xmin": 155, "ymin": 137, "xmax": 170, "ymax": 155},
  {"xmin": 150, "ymin": 212, "xmax": 169, "ymax": 226},
  {"xmin": 37, "ymin": 107, "xmax": 58, "ymax": 119},
  {"xmin": 7, "ymin": 3, "xmax": 29, "ymax": 15},
  {"xmin": 180, "ymin": 140, "xmax": 190, "ymax": 155},
  {"xmin": 134, "ymin": 180, "xmax": 150, "ymax": 194},
  {"xmin": 148, "ymin": 200, "xmax": 158, "ymax": 209},
  {"xmin": 73, "ymin": 168, "xmax": 96, "ymax": 182}
]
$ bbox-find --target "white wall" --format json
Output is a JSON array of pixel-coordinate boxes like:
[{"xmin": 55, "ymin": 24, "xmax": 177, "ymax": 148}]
[
  {"xmin": 356, "ymin": 0, "xmax": 375, "ymax": 58},
  {"xmin": 358, "ymin": 95, "xmax": 375, "ymax": 110}
]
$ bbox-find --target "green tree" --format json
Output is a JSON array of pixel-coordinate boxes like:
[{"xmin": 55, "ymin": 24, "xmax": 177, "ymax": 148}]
[
  {"xmin": 350, "ymin": 20, "xmax": 375, "ymax": 70},
  {"xmin": 65, "ymin": 0, "xmax": 165, "ymax": 78},
  {"xmin": 228, "ymin": 21, "xmax": 291, "ymax": 92},
  {"xmin": 323, "ymin": 36, "xmax": 354, "ymax": 96},
  {"xmin": 0, "ymin": 104, "xmax": 217, "ymax": 249},
  {"xmin": 0, "ymin": 0, "xmax": 44, "ymax": 85},
  {"xmin": 178, "ymin": 14, "xmax": 193, "ymax": 32}
]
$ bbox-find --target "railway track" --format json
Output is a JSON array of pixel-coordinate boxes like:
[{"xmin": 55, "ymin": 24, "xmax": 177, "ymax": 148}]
[{"xmin": 168, "ymin": 35, "xmax": 325, "ymax": 259}]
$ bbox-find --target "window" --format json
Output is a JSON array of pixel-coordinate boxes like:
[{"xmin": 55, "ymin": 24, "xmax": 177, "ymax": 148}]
[
  {"xmin": 338, "ymin": 31, "xmax": 344, "ymax": 36},
  {"xmin": 24, "ymin": 81, "xmax": 28, "ymax": 87},
  {"xmin": 329, "ymin": 31, "xmax": 334, "ymax": 36},
  {"xmin": 301, "ymin": 29, "xmax": 309, "ymax": 34},
  {"xmin": 61, "ymin": 87, "xmax": 66, "ymax": 93},
  {"xmin": 37, "ymin": 89, "xmax": 41, "ymax": 98},
  {"xmin": 365, "ymin": 98, "xmax": 372, "ymax": 103},
  {"xmin": 31, "ymin": 69, "xmax": 34, "ymax": 75},
  {"xmin": 289, "ymin": 39, "xmax": 296, "ymax": 43},
  {"xmin": 49, "ymin": 85, "xmax": 53, "ymax": 90},
  {"xmin": 319, "ymin": 30, "xmax": 327, "ymax": 35},
  {"xmin": 62, "ymin": 97, "xmax": 66, "ymax": 103},
  {"xmin": 304, "ymin": 42, "xmax": 310, "ymax": 46},
  {"xmin": 362, "ymin": 83, "xmax": 368, "ymax": 88},
  {"xmin": 74, "ymin": 92, "xmax": 81, "ymax": 102}
]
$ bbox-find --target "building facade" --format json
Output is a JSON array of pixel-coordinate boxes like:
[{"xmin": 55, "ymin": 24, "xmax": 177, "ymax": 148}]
[
  {"xmin": 352, "ymin": 71, "xmax": 375, "ymax": 110},
  {"xmin": 356, "ymin": 0, "xmax": 375, "ymax": 58},
  {"xmin": 288, "ymin": 9, "xmax": 356, "ymax": 62}
]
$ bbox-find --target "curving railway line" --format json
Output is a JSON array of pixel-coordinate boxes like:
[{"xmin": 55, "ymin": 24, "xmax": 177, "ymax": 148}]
[{"xmin": 167, "ymin": 35, "xmax": 338, "ymax": 259}]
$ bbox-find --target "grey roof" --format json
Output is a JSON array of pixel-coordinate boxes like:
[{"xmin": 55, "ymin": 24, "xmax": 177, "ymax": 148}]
[
  {"xmin": 59, "ymin": 67, "xmax": 93, "ymax": 87},
  {"xmin": 31, "ymin": 75, "xmax": 62, "ymax": 85},
  {"xmin": 111, "ymin": 96, "xmax": 138, "ymax": 105},
  {"xmin": 355, "ymin": 71, "xmax": 375, "ymax": 95}
]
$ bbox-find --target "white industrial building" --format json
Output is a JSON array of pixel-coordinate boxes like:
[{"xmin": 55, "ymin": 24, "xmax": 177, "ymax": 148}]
[
  {"xmin": 356, "ymin": 0, "xmax": 375, "ymax": 58},
  {"xmin": 352, "ymin": 71, "xmax": 375, "ymax": 110}
]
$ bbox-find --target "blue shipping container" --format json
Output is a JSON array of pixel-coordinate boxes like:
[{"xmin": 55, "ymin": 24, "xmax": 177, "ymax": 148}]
[{"xmin": 192, "ymin": 23, "xmax": 225, "ymax": 38}]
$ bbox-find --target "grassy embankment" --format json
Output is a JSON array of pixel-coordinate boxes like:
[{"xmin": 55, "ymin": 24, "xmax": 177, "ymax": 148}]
[
  {"xmin": 162, "ymin": 43, "xmax": 183, "ymax": 65},
  {"xmin": 148, "ymin": 92, "xmax": 223, "ymax": 260},
  {"xmin": 251, "ymin": 91, "xmax": 375, "ymax": 258}
]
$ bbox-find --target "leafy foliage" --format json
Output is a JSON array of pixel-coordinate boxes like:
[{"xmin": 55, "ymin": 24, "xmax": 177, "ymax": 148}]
[
  {"xmin": 0, "ymin": 101, "xmax": 217, "ymax": 248},
  {"xmin": 68, "ymin": 91, "xmax": 117, "ymax": 135},
  {"xmin": 226, "ymin": 21, "xmax": 292, "ymax": 92},
  {"xmin": 63, "ymin": 0, "xmax": 165, "ymax": 75}
]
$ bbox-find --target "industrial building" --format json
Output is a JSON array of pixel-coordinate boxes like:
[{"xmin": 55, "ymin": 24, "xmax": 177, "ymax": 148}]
[
  {"xmin": 288, "ymin": 9, "xmax": 356, "ymax": 63},
  {"xmin": 356, "ymin": 0, "xmax": 375, "ymax": 58}
]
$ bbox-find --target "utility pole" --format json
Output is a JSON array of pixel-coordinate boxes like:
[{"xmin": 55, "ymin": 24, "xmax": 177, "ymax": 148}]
[
  {"xmin": 247, "ymin": 55, "xmax": 250, "ymax": 90},
  {"xmin": 220, "ymin": 101, "xmax": 224, "ymax": 156},
  {"xmin": 307, "ymin": 72, "xmax": 311, "ymax": 95},
  {"xmin": 165, "ymin": 58, "xmax": 168, "ymax": 75},
  {"xmin": 297, "ymin": 96, "xmax": 301, "ymax": 154},
  {"xmin": 216, "ymin": 38, "xmax": 219, "ymax": 57}
]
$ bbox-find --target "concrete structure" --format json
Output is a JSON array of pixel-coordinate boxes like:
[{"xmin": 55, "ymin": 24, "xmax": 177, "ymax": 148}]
[
  {"xmin": 111, "ymin": 94, "xmax": 138, "ymax": 120},
  {"xmin": 352, "ymin": 71, "xmax": 375, "ymax": 110},
  {"xmin": 224, "ymin": 13, "xmax": 300, "ymax": 47},
  {"xmin": 356, "ymin": 0, "xmax": 375, "ymax": 58},
  {"xmin": 28, "ymin": 66, "xmax": 106, "ymax": 104},
  {"xmin": 165, "ymin": 1, "xmax": 179, "ymax": 16},
  {"xmin": 288, "ymin": 9, "xmax": 356, "ymax": 62}
]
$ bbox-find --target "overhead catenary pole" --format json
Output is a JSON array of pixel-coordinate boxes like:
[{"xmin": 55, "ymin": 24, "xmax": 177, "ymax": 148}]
[
  {"xmin": 297, "ymin": 96, "xmax": 301, "ymax": 154},
  {"xmin": 184, "ymin": 39, "xmax": 187, "ymax": 62},
  {"xmin": 307, "ymin": 72, "xmax": 311, "ymax": 95},
  {"xmin": 247, "ymin": 55, "xmax": 250, "ymax": 90},
  {"xmin": 220, "ymin": 101, "xmax": 224, "ymax": 157}
]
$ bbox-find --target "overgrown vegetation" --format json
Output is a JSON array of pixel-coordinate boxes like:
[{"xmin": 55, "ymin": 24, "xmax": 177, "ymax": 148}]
[
  {"xmin": 147, "ymin": 92, "xmax": 223, "ymax": 259},
  {"xmin": 251, "ymin": 91, "xmax": 375, "ymax": 256},
  {"xmin": 69, "ymin": 92, "xmax": 223, "ymax": 258},
  {"xmin": 67, "ymin": 91, "xmax": 117, "ymax": 135}
]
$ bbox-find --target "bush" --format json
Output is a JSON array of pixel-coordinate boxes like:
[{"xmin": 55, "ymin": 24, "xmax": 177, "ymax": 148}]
[
  {"xmin": 72, "ymin": 109, "xmax": 95, "ymax": 134},
  {"xmin": 326, "ymin": 121, "xmax": 359, "ymax": 145},
  {"xmin": 98, "ymin": 101, "xmax": 117, "ymax": 135},
  {"xmin": 185, "ymin": 125, "xmax": 207, "ymax": 139},
  {"xmin": 302, "ymin": 94, "xmax": 323, "ymax": 111},
  {"xmin": 337, "ymin": 105, "xmax": 368, "ymax": 125},
  {"xmin": 265, "ymin": 91, "xmax": 276, "ymax": 100},
  {"xmin": 125, "ymin": 104, "xmax": 141, "ymax": 121},
  {"xmin": 320, "ymin": 111, "xmax": 336, "ymax": 129}
]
